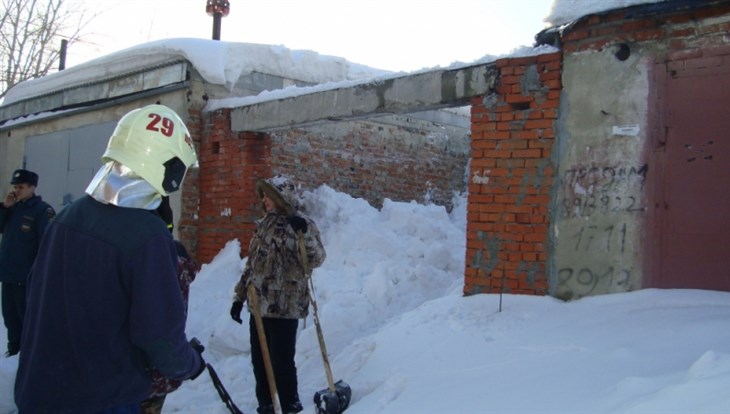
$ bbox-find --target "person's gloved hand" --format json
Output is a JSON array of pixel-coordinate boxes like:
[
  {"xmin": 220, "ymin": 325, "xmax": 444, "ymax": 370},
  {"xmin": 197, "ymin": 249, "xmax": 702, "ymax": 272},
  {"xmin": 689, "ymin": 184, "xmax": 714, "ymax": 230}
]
[
  {"xmin": 230, "ymin": 301, "xmax": 244, "ymax": 324},
  {"xmin": 288, "ymin": 215, "xmax": 308, "ymax": 234},
  {"xmin": 189, "ymin": 337, "xmax": 206, "ymax": 380}
]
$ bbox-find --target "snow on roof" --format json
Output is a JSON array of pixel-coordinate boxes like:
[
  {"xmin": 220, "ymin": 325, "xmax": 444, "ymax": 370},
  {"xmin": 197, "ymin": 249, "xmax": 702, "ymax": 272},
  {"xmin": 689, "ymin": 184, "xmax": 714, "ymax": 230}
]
[
  {"xmin": 204, "ymin": 44, "xmax": 558, "ymax": 113},
  {"xmin": 2, "ymin": 38, "xmax": 391, "ymax": 106},
  {"xmin": 2, "ymin": 0, "xmax": 671, "ymax": 111},
  {"xmin": 202, "ymin": 0, "xmax": 671, "ymax": 112},
  {"xmin": 545, "ymin": 0, "xmax": 667, "ymax": 27}
]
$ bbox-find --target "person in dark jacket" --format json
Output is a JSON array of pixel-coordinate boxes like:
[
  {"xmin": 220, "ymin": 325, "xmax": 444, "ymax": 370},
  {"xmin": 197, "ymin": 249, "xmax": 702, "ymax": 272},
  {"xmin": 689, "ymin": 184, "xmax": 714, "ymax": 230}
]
[
  {"xmin": 140, "ymin": 196, "xmax": 198, "ymax": 414},
  {"xmin": 0, "ymin": 169, "xmax": 55, "ymax": 357},
  {"xmin": 14, "ymin": 104, "xmax": 204, "ymax": 414},
  {"xmin": 230, "ymin": 176, "xmax": 326, "ymax": 414}
]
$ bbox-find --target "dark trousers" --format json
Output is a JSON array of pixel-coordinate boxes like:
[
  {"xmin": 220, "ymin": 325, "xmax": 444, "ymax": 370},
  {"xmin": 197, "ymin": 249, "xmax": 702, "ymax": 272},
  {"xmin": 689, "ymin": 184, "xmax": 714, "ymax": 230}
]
[
  {"xmin": 1, "ymin": 282, "xmax": 26, "ymax": 354},
  {"xmin": 249, "ymin": 315, "xmax": 300, "ymax": 409}
]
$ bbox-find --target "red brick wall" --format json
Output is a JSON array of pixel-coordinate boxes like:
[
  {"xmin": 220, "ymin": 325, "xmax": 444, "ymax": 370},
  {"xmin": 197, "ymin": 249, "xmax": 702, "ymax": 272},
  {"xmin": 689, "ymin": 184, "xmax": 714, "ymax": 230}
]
[
  {"xmin": 186, "ymin": 112, "xmax": 470, "ymax": 265},
  {"xmin": 178, "ymin": 107, "xmax": 203, "ymax": 261},
  {"xmin": 270, "ymin": 121, "xmax": 469, "ymax": 211},
  {"xmin": 184, "ymin": 58, "xmax": 559, "ymax": 276},
  {"xmin": 464, "ymin": 52, "xmax": 561, "ymax": 296},
  {"xmin": 561, "ymin": 1, "xmax": 730, "ymax": 54}
]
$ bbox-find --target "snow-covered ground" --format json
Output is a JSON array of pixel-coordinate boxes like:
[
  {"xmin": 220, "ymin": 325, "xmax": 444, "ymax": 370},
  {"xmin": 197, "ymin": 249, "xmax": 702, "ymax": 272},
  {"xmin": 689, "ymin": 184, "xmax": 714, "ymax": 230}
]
[{"xmin": 2, "ymin": 184, "xmax": 730, "ymax": 414}]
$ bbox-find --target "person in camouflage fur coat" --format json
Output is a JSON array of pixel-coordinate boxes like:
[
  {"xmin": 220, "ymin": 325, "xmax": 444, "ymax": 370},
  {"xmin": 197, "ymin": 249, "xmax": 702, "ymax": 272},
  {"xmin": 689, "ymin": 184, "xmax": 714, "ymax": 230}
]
[{"xmin": 231, "ymin": 176, "xmax": 326, "ymax": 414}]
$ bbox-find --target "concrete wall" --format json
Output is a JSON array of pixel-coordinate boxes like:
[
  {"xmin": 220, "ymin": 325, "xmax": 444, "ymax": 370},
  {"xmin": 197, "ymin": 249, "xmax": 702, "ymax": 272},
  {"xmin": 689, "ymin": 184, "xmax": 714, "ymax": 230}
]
[
  {"xmin": 0, "ymin": 95, "xmax": 187, "ymax": 193},
  {"xmin": 0, "ymin": 131, "xmax": 26, "ymax": 194},
  {"xmin": 0, "ymin": 90, "xmax": 192, "ymax": 236},
  {"xmin": 551, "ymin": 48, "xmax": 651, "ymax": 300}
]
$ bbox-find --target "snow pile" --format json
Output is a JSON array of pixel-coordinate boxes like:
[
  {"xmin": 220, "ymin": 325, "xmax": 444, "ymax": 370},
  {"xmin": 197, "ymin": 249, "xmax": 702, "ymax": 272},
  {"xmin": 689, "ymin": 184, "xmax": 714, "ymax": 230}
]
[{"xmin": 2, "ymin": 184, "xmax": 730, "ymax": 413}]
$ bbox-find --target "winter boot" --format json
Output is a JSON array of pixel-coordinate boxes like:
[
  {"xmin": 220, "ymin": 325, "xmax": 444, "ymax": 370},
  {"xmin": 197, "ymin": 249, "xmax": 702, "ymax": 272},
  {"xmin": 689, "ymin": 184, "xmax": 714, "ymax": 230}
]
[
  {"xmin": 256, "ymin": 404, "xmax": 274, "ymax": 414},
  {"xmin": 284, "ymin": 400, "xmax": 303, "ymax": 414}
]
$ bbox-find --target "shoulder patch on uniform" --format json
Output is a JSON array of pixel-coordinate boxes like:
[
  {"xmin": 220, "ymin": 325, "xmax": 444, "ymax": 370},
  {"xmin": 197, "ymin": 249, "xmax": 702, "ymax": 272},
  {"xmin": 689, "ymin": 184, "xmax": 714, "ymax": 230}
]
[{"xmin": 46, "ymin": 207, "xmax": 56, "ymax": 220}]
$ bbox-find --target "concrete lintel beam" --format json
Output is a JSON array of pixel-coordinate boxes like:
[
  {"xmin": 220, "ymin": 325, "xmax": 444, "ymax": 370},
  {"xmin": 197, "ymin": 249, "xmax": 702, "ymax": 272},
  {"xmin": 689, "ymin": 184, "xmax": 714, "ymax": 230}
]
[{"xmin": 231, "ymin": 62, "xmax": 499, "ymax": 132}]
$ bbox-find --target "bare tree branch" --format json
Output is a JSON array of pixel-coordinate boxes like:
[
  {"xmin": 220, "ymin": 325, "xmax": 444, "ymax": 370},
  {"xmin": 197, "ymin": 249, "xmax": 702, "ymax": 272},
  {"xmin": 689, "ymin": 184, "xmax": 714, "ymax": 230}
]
[{"xmin": 0, "ymin": 0, "xmax": 92, "ymax": 99}]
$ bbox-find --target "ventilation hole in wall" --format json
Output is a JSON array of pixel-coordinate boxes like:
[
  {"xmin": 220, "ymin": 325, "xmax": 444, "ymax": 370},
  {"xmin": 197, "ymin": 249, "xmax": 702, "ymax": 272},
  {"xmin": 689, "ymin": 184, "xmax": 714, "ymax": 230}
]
[
  {"xmin": 614, "ymin": 43, "xmax": 631, "ymax": 61},
  {"xmin": 510, "ymin": 102, "xmax": 530, "ymax": 111},
  {"xmin": 212, "ymin": 142, "xmax": 220, "ymax": 154}
]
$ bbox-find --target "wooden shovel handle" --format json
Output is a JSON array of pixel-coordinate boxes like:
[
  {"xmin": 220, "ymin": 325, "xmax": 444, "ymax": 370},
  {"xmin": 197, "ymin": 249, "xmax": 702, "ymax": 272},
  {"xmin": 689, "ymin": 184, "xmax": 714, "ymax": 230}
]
[{"xmin": 297, "ymin": 231, "xmax": 337, "ymax": 392}]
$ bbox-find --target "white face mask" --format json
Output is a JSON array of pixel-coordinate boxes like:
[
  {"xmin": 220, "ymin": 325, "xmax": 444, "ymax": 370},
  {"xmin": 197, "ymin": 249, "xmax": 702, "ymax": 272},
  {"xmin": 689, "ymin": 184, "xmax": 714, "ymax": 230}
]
[{"xmin": 85, "ymin": 161, "xmax": 162, "ymax": 210}]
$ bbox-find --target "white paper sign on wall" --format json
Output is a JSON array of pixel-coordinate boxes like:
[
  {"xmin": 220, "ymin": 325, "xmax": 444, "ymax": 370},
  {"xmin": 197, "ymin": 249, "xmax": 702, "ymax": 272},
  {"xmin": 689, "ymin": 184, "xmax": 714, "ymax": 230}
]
[{"xmin": 612, "ymin": 124, "xmax": 640, "ymax": 136}]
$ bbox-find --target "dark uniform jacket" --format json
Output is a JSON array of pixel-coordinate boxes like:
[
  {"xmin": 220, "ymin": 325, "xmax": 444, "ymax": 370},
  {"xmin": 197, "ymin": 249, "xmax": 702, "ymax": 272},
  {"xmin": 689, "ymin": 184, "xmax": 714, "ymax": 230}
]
[
  {"xmin": 147, "ymin": 241, "xmax": 198, "ymax": 398},
  {"xmin": 14, "ymin": 195, "xmax": 202, "ymax": 413},
  {"xmin": 0, "ymin": 194, "xmax": 55, "ymax": 283}
]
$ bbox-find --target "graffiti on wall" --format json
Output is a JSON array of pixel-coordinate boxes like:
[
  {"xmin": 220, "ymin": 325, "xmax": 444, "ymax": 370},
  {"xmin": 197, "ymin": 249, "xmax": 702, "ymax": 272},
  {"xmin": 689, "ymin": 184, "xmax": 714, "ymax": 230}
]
[
  {"xmin": 557, "ymin": 266, "xmax": 632, "ymax": 296},
  {"xmin": 569, "ymin": 223, "xmax": 627, "ymax": 253},
  {"xmin": 556, "ymin": 222, "xmax": 633, "ymax": 296},
  {"xmin": 560, "ymin": 163, "xmax": 648, "ymax": 218},
  {"xmin": 555, "ymin": 162, "xmax": 648, "ymax": 299}
]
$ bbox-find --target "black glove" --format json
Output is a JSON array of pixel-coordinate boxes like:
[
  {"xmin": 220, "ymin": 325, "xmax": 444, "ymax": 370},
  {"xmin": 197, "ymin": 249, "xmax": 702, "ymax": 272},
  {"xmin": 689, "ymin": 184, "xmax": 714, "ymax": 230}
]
[
  {"xmin": 189, "ymin": 337, "xmax": 206, "ymax": 380},
  {"xmin": 288, "ymin": 215, "xmax": 308, "ymax": 234},
  {"xmin": 190, "ymin": 337, "xmax": 205, "ymax": 354},
  {"xmin": 230, "ymin": 301, "xmax": 244, "ymax": 324}
]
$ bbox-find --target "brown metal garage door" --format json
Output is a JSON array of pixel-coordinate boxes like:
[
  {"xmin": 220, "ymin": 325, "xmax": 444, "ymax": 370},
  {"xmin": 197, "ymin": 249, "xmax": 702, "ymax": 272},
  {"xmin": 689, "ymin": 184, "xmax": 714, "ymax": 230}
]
[{"xmin": 649, "ymin": 50, "xmax": 730, "ymax": 290}]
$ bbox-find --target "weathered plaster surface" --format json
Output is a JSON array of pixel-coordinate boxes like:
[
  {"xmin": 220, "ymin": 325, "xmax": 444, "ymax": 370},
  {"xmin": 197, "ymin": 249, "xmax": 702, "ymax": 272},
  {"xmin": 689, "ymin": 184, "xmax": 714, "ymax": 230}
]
[{"xmin": 552, "ymin": 47, "xmax": 651, "ymax": 300}]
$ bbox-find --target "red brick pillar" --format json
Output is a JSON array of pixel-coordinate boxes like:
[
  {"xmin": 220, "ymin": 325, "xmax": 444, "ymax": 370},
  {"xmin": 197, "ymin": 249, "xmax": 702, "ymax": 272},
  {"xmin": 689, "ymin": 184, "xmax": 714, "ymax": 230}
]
[
  {"xmin": 179, "ymin": 107, "xmax": 202, "ymax": 262},
  {"xmin": 464, "ymin": 52, "xmax": 562, "ymax": 296},
  {"xmin": 193, "ymin": 108, "xmax": 272, "ymax": 265}
]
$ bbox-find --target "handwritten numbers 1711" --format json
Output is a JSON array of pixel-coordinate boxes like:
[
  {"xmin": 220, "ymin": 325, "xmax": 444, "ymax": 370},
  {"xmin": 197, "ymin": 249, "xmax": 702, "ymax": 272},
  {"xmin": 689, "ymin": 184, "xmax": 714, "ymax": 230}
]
[{"xmin": 571, "ymin": 223, "xmax": 627, "ymax": 253}]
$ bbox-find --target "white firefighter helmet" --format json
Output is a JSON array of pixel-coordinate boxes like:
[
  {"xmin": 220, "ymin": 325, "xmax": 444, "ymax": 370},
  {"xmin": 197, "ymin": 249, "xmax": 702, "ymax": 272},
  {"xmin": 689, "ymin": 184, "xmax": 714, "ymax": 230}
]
[{"xmin": 102, "ymin": 104, "xmax": 198, "ymax": 196}]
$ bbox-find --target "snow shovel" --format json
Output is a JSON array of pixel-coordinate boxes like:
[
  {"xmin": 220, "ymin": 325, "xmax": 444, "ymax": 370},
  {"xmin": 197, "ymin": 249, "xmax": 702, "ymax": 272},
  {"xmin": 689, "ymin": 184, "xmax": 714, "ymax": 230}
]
[
  {"xmin": 248, "ymin": 283, "xmax": 283, "ymax": 414},
  {"xmin": 296, "ymin": 231, "xmax": 352, "ymax": 414}
]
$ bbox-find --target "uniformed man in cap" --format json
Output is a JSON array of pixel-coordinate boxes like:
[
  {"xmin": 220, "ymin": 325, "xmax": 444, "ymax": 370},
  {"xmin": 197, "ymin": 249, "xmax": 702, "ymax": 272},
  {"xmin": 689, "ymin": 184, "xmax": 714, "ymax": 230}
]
[{"xmin": 0, "ymin": 169, "xmax": 55, "ymax": 357}]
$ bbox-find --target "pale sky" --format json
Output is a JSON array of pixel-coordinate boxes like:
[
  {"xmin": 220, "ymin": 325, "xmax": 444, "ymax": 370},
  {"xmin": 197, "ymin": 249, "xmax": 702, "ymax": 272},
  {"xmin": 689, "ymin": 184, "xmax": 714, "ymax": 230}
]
[{"xmin": 65, "ymin": 0, "xmax": 555, "ymax": 73}]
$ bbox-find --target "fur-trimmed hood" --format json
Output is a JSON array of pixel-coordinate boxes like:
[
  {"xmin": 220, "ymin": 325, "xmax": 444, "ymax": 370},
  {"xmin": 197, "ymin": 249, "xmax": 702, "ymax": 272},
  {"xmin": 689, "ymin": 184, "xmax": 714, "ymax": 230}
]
[{"xmin": 255, "ymin": 175, "xmax": 300, "ymax": 215}]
